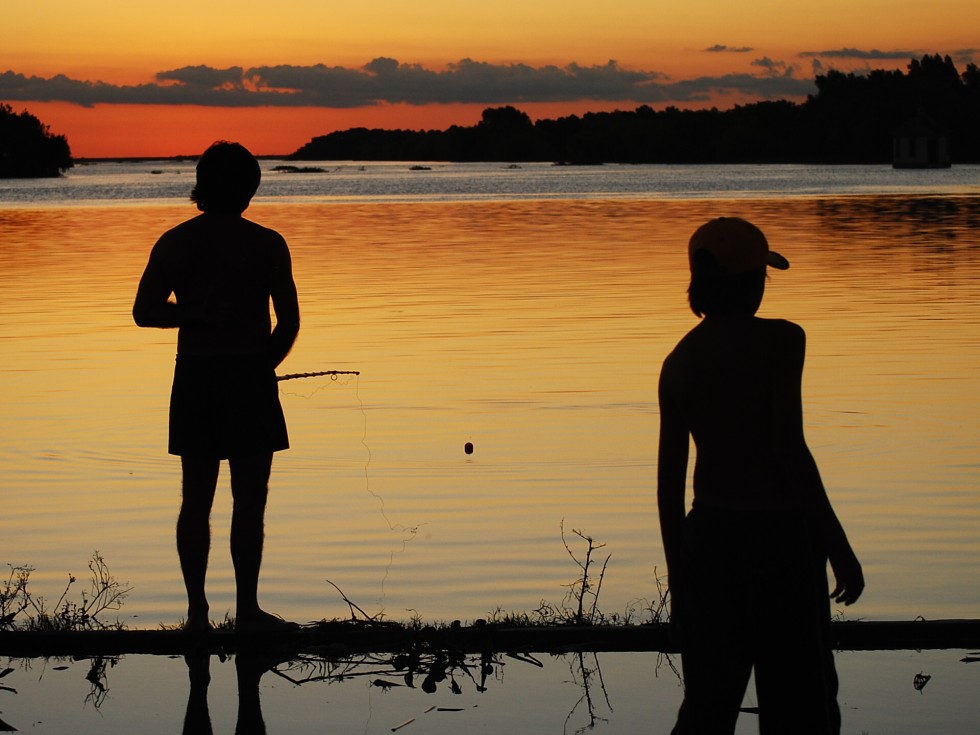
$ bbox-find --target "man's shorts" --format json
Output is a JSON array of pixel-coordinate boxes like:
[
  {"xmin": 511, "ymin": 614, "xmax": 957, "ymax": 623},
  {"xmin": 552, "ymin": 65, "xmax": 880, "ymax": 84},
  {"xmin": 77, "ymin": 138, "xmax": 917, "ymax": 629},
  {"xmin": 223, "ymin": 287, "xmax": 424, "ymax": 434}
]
[{"xmin": 168, "ymin": 353, "xmax": 289, "ymax": 459}]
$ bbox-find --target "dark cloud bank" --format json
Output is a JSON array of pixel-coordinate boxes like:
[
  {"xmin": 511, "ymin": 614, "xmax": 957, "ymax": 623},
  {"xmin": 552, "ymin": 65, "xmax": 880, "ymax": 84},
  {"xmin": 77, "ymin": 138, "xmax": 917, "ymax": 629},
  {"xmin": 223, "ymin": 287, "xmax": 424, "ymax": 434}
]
[{"xmin": 1, "ymin": 57, "xmax": 821, "ymax": 109}]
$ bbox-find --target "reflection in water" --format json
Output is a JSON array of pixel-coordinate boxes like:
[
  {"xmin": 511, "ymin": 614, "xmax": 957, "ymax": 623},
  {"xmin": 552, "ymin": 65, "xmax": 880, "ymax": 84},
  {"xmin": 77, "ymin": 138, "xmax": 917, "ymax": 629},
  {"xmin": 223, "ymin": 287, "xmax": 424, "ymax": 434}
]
[
  {"xmin": 275, "ymin": 646, "xmax": 502, "ymax": 695},
  {"xmin": 183, "ymin": 653, "xmax": 214, "ymax": 735},
  {"xmin": 84, "ymin": 655, "xmax": 114, "ymax": 709},
  {"xmin": 564, "ymin": 651, "xmax": 613, "ymax": 733},
  {"xmin": 0, "ymin": 171, "xmax": 978, "ymax": 732},
  {"xmin": 178, "ymin": 645, "xmax": 591, "ymax": 734},
  {"xmin": 1, "ymin": 645, "xmax": 976, "ymax": 733},
  {"xmin": 813, "ymin": 195, "xmax": 980, "ymax": 242},
  {"xmin": 183, "ymin": 649, "xmax": 306, "ymax": 735}
]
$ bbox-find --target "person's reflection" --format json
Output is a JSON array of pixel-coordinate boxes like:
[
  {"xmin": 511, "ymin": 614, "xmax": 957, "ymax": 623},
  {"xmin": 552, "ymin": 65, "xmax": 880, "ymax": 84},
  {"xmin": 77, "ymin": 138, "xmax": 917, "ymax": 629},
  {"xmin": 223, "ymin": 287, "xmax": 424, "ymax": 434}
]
[
  {"xmin": 183, "ymin": 651, "xmax": 283, "ymax": 735},
  {"xmin": 183, "ymin": 652, "xmax": 214, "ymax": 735},
  {"xmin": 234, "ymin": 652, "xmax": 270, "ymax": 735}
]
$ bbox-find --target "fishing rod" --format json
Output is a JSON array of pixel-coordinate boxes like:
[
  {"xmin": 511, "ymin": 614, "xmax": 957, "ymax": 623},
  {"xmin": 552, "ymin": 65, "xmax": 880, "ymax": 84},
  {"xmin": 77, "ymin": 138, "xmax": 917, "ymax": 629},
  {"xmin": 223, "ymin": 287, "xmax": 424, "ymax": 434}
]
[{"xmin": 277, "ymin": 370, "xmax": 360, "ymax": 382}]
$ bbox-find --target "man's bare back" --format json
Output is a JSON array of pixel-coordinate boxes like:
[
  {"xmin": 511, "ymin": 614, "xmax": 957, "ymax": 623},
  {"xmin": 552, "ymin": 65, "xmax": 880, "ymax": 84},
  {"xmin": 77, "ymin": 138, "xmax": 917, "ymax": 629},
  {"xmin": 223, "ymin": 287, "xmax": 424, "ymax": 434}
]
[{"xmin": 134, "ymin": 213, "xmax": 298, "ymax": 363}]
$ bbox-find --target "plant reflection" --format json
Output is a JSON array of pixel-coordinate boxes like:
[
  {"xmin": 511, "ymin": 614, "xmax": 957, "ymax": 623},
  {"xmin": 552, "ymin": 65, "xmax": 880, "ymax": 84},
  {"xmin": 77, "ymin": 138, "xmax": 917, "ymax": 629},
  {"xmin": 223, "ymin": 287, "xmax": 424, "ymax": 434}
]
[
  {"xmin": 269, "ymin": 646, "xmax": 510, "ymax": 695},
  {"xmin": 563, "ymin": 651, "xmax": 611, "ymax": 734},
  {"xmin": 84, "ymin": 655, "xmax": 115, "ymax": 709},
  {"xmin": 1, "ymin": 633, "xmax": 681, "ymax": 733},
  {"xmin": 177, "ymin": 645, "xmax": 514, "ymax": 734},
  {"xmin": 177, "ymin": 642, "xmax": 646, "ymax": 734}
]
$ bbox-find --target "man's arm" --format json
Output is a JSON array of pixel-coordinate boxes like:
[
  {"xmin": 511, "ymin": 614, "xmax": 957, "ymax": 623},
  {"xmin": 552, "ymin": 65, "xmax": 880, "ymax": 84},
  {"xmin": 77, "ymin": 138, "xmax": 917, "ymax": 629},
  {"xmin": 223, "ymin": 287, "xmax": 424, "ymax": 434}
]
[
  {"xmin": 133, "ymin": 237, "xmax": 207, "ymax": 329},
  {"xmin": 267, "ymin": 236, "xmax": 300, "ymax": 368}
]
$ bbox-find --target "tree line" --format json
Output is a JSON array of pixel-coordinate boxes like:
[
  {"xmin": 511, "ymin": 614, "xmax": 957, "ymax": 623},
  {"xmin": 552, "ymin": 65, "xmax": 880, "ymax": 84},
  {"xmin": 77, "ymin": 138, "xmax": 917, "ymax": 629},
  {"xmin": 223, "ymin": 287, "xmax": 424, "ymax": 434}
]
[
  {"xmin": 291, "ymin": 54, "xmax": 980, "ymax": 164},
  {"xmin": 0, "ymin": 103, "xmax": 73, "ymax": 178}
]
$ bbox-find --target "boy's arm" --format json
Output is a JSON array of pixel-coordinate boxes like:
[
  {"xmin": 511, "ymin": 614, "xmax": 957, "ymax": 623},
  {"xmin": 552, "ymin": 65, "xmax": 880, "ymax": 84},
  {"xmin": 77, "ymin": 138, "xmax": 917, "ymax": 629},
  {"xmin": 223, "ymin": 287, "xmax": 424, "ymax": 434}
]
[
  {"xmin": 772, "ymin": 322, "xmax": 864, "ymax": 606},
  {"xmin": 657, "ymin": 358, "xmax": 690, "ymax": 612}
]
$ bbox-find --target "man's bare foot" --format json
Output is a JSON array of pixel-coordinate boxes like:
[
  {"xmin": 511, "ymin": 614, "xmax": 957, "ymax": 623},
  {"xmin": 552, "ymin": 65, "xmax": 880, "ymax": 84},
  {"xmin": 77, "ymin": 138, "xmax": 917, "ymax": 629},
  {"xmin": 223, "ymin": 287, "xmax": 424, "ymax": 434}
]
[
  {"xmin": 235, "ymin": 609, "xmax": 299, "ymax": 633},
  {"xmin": 183, "ymin": 613, "xmax": 212, "ymax": 633}
]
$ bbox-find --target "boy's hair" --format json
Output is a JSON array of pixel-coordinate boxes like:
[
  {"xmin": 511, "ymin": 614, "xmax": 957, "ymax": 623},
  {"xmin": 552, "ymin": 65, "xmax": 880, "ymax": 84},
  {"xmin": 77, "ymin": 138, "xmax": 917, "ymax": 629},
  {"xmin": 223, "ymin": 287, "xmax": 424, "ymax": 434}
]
[
  {"xmin": 190, "ymin": 141, "xmax": 261, "ymax": 214},
  {"xmin": 688, "ymin": 248, "xmax": 766, "ymax": 317}
]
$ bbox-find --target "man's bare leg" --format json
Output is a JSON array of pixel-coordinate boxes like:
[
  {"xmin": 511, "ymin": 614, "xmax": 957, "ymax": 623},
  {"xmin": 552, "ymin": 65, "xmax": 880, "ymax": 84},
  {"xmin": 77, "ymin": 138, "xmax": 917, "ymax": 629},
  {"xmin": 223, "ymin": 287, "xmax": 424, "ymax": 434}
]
[
  {"xmin": 178, "ymin": 456, "xmax": 220, "ymax": 631},
  {"xmin": 229, "ymin": 453, "xmax": 293, "ymax": 630}
]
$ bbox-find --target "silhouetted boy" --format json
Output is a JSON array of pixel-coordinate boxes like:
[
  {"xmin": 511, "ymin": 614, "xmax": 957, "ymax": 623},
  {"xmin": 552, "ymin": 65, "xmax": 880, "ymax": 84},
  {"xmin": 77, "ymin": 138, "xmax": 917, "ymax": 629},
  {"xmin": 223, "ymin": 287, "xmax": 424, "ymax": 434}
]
[
  {"xmin": 134, "ymin": 141, "xmax": 300, "ymax": 632},
  {"xmin": 658, "ymin": 217, "xmax": 864, "ymax": 734}
]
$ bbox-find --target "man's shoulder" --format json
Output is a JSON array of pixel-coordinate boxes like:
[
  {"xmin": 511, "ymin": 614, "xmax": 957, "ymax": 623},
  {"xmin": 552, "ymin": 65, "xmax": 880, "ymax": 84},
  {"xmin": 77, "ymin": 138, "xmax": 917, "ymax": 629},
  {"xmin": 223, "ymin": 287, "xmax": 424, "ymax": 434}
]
[
  {"xmin": 239, "ymin": 216, "xmax": 281, "ymax": 235},
  {"xmin": 156, "ymin": 214, "xmax": 211, "ymax": 242},
  {"xmin": 238, "ymin": 217, "xmax": 289, "ymax": 250},
  {"xmin": 157, "ymin": 216, "xmax": 192, "ymax": 237},
  {"xmin": 161, "ymin": 215, "xmax": 288, "ymax": 248},
  {"xmin": 151, "ymin": 217, "xmax": 201, "ymax": 256}
]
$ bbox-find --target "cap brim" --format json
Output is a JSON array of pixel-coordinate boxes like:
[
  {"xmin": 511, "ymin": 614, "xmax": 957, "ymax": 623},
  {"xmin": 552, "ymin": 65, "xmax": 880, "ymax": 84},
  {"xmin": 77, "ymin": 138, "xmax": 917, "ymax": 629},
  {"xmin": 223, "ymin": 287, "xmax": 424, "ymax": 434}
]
[{"xmin": 767, "ymin": 251, "xmax": 790, "ymax": 270}]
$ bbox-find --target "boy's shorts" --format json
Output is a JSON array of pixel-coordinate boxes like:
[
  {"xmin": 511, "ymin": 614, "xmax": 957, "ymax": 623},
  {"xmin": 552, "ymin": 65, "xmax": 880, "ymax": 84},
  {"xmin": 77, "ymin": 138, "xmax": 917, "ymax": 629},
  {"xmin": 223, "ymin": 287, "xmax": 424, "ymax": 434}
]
[{"xmin": 672, "ymin": 504, "xmax": 840, "ymax": 734}]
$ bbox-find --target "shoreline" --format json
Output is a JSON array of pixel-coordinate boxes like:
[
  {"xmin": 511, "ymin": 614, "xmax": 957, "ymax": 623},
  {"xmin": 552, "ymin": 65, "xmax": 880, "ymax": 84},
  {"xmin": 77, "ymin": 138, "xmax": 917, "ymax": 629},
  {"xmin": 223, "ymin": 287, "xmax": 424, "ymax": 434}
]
[{"xmin": 2, "ymin": 619, "xmax": 978, "ymax": 658}]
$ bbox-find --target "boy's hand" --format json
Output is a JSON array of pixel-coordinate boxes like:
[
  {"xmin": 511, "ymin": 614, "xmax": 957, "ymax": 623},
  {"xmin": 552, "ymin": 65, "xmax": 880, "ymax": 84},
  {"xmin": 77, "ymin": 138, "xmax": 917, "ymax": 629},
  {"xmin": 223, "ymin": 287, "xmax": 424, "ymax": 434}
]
[{"xmin": 828, "ymin": 545, "xmax": 864, "ymax": 606}]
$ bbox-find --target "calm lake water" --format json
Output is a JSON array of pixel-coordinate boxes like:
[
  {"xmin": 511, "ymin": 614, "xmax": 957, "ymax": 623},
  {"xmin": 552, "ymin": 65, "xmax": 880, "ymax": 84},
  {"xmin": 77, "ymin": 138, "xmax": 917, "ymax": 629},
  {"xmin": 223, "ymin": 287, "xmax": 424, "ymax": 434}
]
[
  {"xmin": 1, "ymin": 649, "xmax": 977, "ymax": 734},
  {"xmin": 2, "ymin": 161, "xmax": 979, "ymax": 732}
]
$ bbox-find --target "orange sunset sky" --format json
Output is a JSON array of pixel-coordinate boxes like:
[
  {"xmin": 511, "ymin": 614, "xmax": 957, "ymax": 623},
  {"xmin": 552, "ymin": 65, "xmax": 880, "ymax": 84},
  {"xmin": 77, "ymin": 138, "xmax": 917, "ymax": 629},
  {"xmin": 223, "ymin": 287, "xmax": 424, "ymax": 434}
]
[{"xmin": 4, "ymin": 0, "xmax": 978, "ymax": 158}]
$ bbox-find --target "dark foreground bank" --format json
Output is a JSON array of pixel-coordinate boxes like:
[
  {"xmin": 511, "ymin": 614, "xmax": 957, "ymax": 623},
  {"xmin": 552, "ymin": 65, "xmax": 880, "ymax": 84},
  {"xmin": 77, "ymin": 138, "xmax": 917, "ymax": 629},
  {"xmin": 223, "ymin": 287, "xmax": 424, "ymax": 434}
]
[{"xmin": 2, "ymin": 619, "xmax": 978, "ymax": 658}]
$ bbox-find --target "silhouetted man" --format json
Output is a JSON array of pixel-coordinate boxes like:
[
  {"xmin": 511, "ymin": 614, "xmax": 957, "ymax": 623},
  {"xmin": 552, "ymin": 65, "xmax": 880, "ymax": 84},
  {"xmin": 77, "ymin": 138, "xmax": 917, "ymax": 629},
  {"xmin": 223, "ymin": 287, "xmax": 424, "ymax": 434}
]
[
  {"xmin": 134, "ymin": 141, "xmax": 300, "ymax": 632},
  {"xmin": 658, "ymin": 217, "xmax": 864, "ymax": 734}
]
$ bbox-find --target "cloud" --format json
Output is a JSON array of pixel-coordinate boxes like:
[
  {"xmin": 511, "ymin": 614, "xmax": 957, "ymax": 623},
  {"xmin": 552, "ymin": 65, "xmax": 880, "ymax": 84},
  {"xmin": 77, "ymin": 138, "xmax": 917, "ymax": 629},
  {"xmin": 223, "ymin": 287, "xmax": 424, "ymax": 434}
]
[
  {"xmin": 799, "ymin": 47, "xmax": 919, "ymax": 60},
  {"xmin": 797, "ymin": 47, "xmax": 977, "ymax": 72},
  {"xmin": 156, "ymin": 65, "xmax": 246, "ymax": 89},
  {"xmin": 705, "ymin": 45, "xmax": 754, "ymax": 53},
  {"xmin": 0, "ymin": 58, "xmax": 816, "ymax": 110},
  {"xmin": 669, "ymin": 72, "xmax": 814, "ymax": 102},
  {"xmin": 750, "ymin": 57, "xmax": 798, "ymax": 78}
]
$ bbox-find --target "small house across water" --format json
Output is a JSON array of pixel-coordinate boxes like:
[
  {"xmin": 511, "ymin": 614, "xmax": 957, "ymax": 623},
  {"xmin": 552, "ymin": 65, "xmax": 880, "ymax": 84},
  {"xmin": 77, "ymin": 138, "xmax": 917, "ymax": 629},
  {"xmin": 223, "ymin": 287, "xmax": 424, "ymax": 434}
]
[{"xmin": 893, "ymin": 113, "xmax": 951, "ymax": 168}]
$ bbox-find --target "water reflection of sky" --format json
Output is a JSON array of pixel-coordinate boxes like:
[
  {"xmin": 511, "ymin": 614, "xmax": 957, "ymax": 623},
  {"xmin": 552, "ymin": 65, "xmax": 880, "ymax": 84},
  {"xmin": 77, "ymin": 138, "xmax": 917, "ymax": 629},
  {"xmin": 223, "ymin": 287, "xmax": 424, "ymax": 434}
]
[
  {"xmin": 2, "ymin": 161, "xmax": 979, "ymax": 206},
  {"xmin": 1, "ymin": 649, "xmax": 976, "ymax": 734},
  {"xmin": 2, "ymin": 193, "xmax": 979, "ymax": 626},
  {"xmin": 2, "ymin": 166, "xmax": 979, "ymax": 734}
]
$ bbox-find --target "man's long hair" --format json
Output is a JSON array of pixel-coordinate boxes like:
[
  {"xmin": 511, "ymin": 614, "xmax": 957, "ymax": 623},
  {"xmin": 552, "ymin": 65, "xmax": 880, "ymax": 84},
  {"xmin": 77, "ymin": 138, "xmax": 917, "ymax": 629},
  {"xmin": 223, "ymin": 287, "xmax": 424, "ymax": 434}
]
[{"xmin": 190, "ymin": 141, "xmax": 261, "ymax": 214}]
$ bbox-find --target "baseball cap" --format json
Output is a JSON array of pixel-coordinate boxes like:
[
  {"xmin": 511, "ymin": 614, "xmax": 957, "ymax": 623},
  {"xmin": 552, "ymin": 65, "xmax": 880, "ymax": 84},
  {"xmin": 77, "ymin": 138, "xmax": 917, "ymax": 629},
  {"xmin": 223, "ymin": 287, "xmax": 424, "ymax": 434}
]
[{"xmin": 688, "ymin": 217, "xmax": 789, "ymax": 274}]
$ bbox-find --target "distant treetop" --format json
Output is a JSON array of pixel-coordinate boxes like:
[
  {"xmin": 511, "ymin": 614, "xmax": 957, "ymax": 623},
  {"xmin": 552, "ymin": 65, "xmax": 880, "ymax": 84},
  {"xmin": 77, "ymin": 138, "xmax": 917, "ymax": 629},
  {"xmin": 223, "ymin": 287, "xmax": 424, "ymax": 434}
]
[
  {"xmin": 0, "ymin": 103, "xmax": 74, "ymax": 178},
  {"xmin": 291, "ymin": 54, "xmax": 980, "ymax": 165}
]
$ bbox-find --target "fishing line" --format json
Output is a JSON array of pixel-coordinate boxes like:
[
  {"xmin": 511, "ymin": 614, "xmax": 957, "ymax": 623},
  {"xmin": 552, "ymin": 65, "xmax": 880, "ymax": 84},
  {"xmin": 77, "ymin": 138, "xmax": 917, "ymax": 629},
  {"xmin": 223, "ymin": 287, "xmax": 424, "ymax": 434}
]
[
  {"xmin": 277, "ymin": 371, "xmax": 360, "ymax": 403},
  {"xmin": 278, "ymin": 368, "xmax": 416, "ymax": 533},
  {"xmin": 343, "ymin": 375, "xmax": 422, "ymax": 608},
  {"xmin": 277, "ymin": 369, "xmax": 421, "ymax": 610},
  {"xmin": 277, "ymin": 370, "xmax": 360, "ymax": 382}
]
